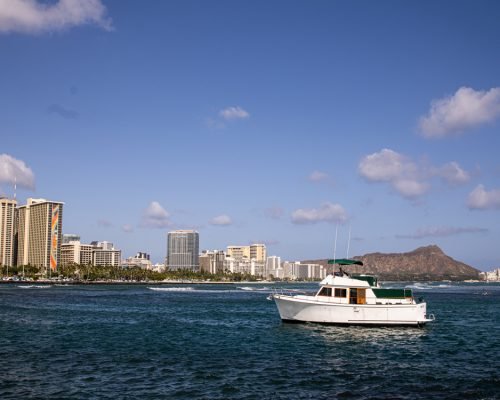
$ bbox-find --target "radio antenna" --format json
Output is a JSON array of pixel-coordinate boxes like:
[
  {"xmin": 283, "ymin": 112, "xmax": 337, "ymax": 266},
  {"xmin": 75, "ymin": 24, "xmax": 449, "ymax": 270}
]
[{"xmin": 346, "ymin": 224, "xmax": 351, "ymax": 258}]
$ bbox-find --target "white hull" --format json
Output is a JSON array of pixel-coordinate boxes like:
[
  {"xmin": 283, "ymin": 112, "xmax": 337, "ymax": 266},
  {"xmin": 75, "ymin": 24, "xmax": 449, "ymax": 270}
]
[{"xmin": 273, "ymin": 294, "xmax": 432, "ymax": 326}]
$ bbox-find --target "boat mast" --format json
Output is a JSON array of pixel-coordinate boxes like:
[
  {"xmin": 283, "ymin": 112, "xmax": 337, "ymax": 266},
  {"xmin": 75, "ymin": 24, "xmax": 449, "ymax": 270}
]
[
  {"xmin": 333, "ymin": 224, "xmax": 338, "ymax": 264},
  {"xmin": 346, "ymin": 224, "xmax": 351, "ymax": 259}
]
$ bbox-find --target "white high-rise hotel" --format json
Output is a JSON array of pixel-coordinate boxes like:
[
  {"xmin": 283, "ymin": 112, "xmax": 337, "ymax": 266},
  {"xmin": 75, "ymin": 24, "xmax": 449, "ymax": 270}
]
[
  {"xmin": 0, "ymin": 198, "xmax": 17, "ymax": 267},
  {"xmin": 167, "ymin": 230, "xmax": 199, "ymax": 271}
]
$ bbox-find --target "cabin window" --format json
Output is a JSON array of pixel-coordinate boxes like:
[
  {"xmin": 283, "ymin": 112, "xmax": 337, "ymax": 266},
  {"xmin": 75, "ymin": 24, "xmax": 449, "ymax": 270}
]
[
  {"xmin": 318, "ymin": 287, "xmax": 332, "ymax": 296},
  {"xmin": 334, "ymin": 288, "xmax": 347, "ymax": 298}
]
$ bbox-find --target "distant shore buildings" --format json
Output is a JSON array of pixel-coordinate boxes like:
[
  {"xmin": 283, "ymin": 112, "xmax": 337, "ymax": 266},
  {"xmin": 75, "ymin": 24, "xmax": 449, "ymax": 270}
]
[
  {"xmin": 480, "ymin": 268, "xmax": 500, "ymax": 282},
  {"xmin": 61, "ymin": 240, "xmax": 122, "ymax": 267},
  {"xmin": 4, "ymin": 196, "xmax": 496, "ymax": 281}
]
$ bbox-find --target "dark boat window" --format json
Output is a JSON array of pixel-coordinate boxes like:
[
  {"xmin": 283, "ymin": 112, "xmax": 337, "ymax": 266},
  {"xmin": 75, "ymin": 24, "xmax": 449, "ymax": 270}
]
[
  {"xmin": 318, "ymin": 287, "xmax": 332, "ymax": 296},
  {"xmin": 349, "ymin": 288, "xmax": 358, "ymax": 304},
  {"xmin": 334, "ymin": 288, "xmax": 347, "ymax": 298}
]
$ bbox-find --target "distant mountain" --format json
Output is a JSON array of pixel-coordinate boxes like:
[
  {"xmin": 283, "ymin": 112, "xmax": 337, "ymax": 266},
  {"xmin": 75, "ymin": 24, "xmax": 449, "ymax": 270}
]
[{"xmin": 302, "ymin": 245, "xmax": 481, "ymax": 281}]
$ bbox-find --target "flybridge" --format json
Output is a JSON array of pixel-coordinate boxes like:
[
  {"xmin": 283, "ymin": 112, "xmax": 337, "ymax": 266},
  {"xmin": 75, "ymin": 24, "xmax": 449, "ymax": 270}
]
[{"xmin": 327, "ymin": 259, "xmax": 363, "ymax": 266}]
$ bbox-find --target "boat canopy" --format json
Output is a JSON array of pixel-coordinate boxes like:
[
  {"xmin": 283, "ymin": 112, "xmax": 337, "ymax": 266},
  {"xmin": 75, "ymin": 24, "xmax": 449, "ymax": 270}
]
[{"xmin": 327, "ymin": 259, "xmax": 363, "ymax": 266}]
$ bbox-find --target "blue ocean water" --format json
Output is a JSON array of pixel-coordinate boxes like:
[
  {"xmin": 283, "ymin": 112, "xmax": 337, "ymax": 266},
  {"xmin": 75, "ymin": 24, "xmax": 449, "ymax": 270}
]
[{"xmin": 0, "ymin": 282, "xmax": 499, "ymax": 399}]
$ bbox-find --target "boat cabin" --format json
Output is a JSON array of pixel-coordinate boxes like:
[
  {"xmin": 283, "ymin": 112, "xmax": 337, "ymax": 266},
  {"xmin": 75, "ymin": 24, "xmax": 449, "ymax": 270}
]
[{"xmin": 315, "ymin": 259, "xmax": 414, "ymax": 305}]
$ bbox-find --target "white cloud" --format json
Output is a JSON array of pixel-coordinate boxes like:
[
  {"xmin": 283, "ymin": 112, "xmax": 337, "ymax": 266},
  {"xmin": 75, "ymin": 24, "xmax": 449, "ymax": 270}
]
[
  {"xmin": 121, "ymin": 224, "xmax": 134, "ymax": 233},
  {"xmin": 358, "ymin": 149, "xmax": 427, "ymax": 199},
  {"xmin": 141, "ymin": 201, "xmax": 172, "ymax": 228},
  {"xmin": 0, "ymin": 0, "xmax": 112, "ymax": 34},
  {"xmin": 97, "ymin": 219, "xmax": 112, "ymax": 227},
  {"xmin": 419, "ymin": 87, "xmax": 500, "ymax": 138},
  {"xmin": 396, "ymin": 226, "xmax": 488, "ymax": 239},
  {"xmin": 358, "ymin": 148, "xmax": 410, "ymax": 182},
  {"xmin": 219, "ymin": 106, "xmax": 250, "ymax": 120},
  {"xmin": 291, "ymin": 202, "xmax": 348, "ymax": 225},
  {"xmin": 0, "ymin": 154, "xmax": 35, "ymax": 190},
  {"xmin": 436, "ymin": 162, "xmax": 471, "ymax": 185},
  {"xmin": 359, "ymin": 149, "xmax": 470, "ymax": 199},
  {"xmin": 392, "ymin": 179, "xmax": 429, "ymax": 198},
  {"xmin": 209, "ymin": 214, "xmax": 232, "ymax": 226},
  {"xmin": 264, "ymin": 206, "xmax": 284, "ymax": 220},
  {"xmin": 467, "ymin": 185, "xmax": 500, "ymax": 210},
  {"xmin": 308, "ymin": 170, "xmax": 329, "ymax": 182}
]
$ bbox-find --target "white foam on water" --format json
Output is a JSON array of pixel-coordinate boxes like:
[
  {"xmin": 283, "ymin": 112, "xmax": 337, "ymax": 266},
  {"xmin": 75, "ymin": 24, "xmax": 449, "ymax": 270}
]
[
  {"xmin": 238, "ymin": 286, "xmax": 271, "ymax": 291},
  {"xmin": 147, "ymin": 287, "xmax": 195, "ymax": 292},
  {"xmin": 17, "ymin": 285, "xmax": 52, "ymax": 289}
]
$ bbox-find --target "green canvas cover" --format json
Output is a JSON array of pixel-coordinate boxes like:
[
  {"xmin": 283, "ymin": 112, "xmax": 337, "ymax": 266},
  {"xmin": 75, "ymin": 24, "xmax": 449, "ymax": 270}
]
[{"xmin": 327, "ymin": 259, "xmax": 363, "ymax": 266}]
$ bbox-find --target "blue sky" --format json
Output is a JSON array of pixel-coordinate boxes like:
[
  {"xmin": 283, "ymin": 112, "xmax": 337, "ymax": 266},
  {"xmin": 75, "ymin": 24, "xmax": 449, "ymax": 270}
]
[{"xmin": 1, "ymin": 0, "xmax": 500, "ymax": 270}]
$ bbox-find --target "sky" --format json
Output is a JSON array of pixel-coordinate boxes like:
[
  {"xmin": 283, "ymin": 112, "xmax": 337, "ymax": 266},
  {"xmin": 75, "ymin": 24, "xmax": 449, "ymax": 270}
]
[{"xmin": 1, "ymin": 0, "xmax": 500, "ymax": 270}]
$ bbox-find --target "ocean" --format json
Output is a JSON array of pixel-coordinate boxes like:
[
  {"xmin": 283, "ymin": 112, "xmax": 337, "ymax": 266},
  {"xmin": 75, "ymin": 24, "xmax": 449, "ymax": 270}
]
[{"xmin": 0, "ymin": 282, "xmax": 498, "ymax": 399}]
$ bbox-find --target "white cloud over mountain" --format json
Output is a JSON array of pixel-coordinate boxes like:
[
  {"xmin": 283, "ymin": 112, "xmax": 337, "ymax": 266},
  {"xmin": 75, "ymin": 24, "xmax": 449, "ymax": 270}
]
[
  {"xmin": 419, "ymin": 86, "xmax": 500, "ymax": 138},
  {"xmin": 291, "ymin": 202, "xmax": 348, "ymax": 224},
  {"xmin": 467, "ymin": 185, "xmax": 500, "ymax": 210},
  {"xmin": 0, "ymin": 0, "xmax": 112, "ymax": 34},
  {"xmin": 0, "ymin": 154, "xmax": 35, "ymax": 190},
  {"xmin": 396, "ymin": 226, "xmax": 488, "ymax": 239}
]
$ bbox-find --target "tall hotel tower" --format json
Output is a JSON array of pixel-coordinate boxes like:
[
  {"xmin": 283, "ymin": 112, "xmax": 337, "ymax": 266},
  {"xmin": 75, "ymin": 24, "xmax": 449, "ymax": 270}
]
[
  {"xmin": 17, "ymin": 198, "xmax": 64, "ymax": 274},
  {"xmin": 0, "ymin": 198, "xmax": 17, "ymax": 267},
  {"xmin": 167, "ymin": 230, "xmax": 199, "ymax": 271}
]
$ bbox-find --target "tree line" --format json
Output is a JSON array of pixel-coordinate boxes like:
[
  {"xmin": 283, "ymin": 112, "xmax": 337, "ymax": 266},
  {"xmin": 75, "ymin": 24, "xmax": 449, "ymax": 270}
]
[{"xmin": 1, "ymin": 263, "xmax": 261, "ymax": 282}]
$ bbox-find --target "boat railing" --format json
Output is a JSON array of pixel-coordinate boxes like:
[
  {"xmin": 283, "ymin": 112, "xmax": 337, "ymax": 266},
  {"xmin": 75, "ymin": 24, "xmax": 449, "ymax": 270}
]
[{"xmin": 268, "ymin": 287, "xmax": 309, "ymax": 298}]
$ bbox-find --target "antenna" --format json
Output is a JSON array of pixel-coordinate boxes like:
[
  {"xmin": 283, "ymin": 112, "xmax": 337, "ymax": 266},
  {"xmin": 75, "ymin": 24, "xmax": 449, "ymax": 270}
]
[
  {"xmin": 14, "ymin": 176, "xmax": 17, "ymax": 200},
  {"xmin": 333, "ymin": 223, "xmax": 338, "ymax": 263},
  {"xmin": 346, "ymin": 224, "xmax": 352, "ymax": 258}
]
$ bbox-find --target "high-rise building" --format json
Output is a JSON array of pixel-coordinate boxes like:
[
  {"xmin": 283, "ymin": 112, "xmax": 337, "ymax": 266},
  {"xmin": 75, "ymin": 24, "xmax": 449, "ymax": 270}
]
[
  {"xmin": 62, "ymin": 234, "xmax": 80, "ymax": 244},
  {"xmin": 227, "ymin": 244, "xmax": 266, "ymax": 262},
  {"xmin": 250, "ymin": 243, "xmax": 267, "ymax": 262},
  {"xmin": 226, "ymin": 245, "xmax": 250, "ymax": 260},
  {"xmin": 200, "ymin": 250, "xmax": 226, "ymax": 274},
  {"xmin": 60, "ymin": 241, "xmax": 93, "ymax": 266},
  {"xmin": 266, "ymin": 255, "xmax": 282, "ymax": 278},
  {"xmin": 0, "ymin": 198, "xmax": 17, "ymax": 268},
  {"xmin": 16, "ymin": 198, "xmax": 64, "ymax": 274},
  {"xmin": 167, "ymin": 230, "xmax": 199, "ymax": 271}
]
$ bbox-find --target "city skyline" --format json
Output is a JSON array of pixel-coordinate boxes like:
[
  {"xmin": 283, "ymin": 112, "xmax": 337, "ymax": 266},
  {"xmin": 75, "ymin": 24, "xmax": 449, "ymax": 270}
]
[{"xmin": 1, "ymin": 1, "xmax": 500, "ymax": 270}]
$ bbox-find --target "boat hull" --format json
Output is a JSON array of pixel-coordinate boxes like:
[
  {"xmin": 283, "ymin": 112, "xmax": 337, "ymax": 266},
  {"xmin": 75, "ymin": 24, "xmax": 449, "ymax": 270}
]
[{"xmin": 273, "ymin": 294, "xmax": 431, "ymax": 326}]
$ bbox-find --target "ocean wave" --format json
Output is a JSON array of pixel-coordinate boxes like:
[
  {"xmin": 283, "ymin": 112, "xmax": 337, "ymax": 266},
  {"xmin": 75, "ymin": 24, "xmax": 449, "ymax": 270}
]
[
  {"xmin": 238, "ymin": 287, "xmax": 271, "ymax": 291},
  {"xmin": 405, "ymin": 283, "xmax": 432, "ymax": 290},
  {"xmin": 148, "ymin": 287, "xmax": 195, "ymax": 292},
  {"xmin": 17, "ymin": 285, "xmax": 52, "ymax": 289}
]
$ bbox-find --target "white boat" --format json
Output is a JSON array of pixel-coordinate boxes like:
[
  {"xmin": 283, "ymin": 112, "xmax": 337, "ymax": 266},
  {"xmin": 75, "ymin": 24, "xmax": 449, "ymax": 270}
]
[{"xmin": 270, "ymin": 259, "xmax": 435, "ymax": 327}]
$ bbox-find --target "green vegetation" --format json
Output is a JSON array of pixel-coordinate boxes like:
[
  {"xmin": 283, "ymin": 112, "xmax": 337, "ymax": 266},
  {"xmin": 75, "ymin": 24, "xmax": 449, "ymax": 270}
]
[{"xmin": 1, "ymin": 263, "xmax": 262, "ymax": 282}]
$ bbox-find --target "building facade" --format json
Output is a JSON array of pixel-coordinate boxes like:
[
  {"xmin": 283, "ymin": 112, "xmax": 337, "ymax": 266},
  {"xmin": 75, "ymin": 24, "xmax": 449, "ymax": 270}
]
[
  {"xmin": 283, "ymin": 261, "xmax": 325, "ymax": 280},
  {"xmin": 122, "ymin": 252, "xmax": 152, "ymax": 269},
  {"xmin": 200, "ymin": 250, "xmax": 226, "ymax": 274},
  {"xmin": 167, "ymin": 230, "xmax": 199, "ymax": 271},
  {"xmin": 60, "ymin": 241, "xmax": 93, "ymax": 266},
  {"xmin": 62, "ymin": 234, "xmax": 80, "ymax": 244},
  {"xmin": 16, "ymin": 198, "xmax": 64, "ymax": 273},
  {"xmin": 250, "ymin": 244, "xmax": 267, "ymax": 263},
  {"xmin": 0, "ymin": 198, "xmax": 17, "ymax": 268},
  {"xmin": 226, "ymin": 245, "xmax": 250, "ymax": 260},
  {"xmin": 266, "ymin": 255, "xmax": 282, "ymax": 278}
]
